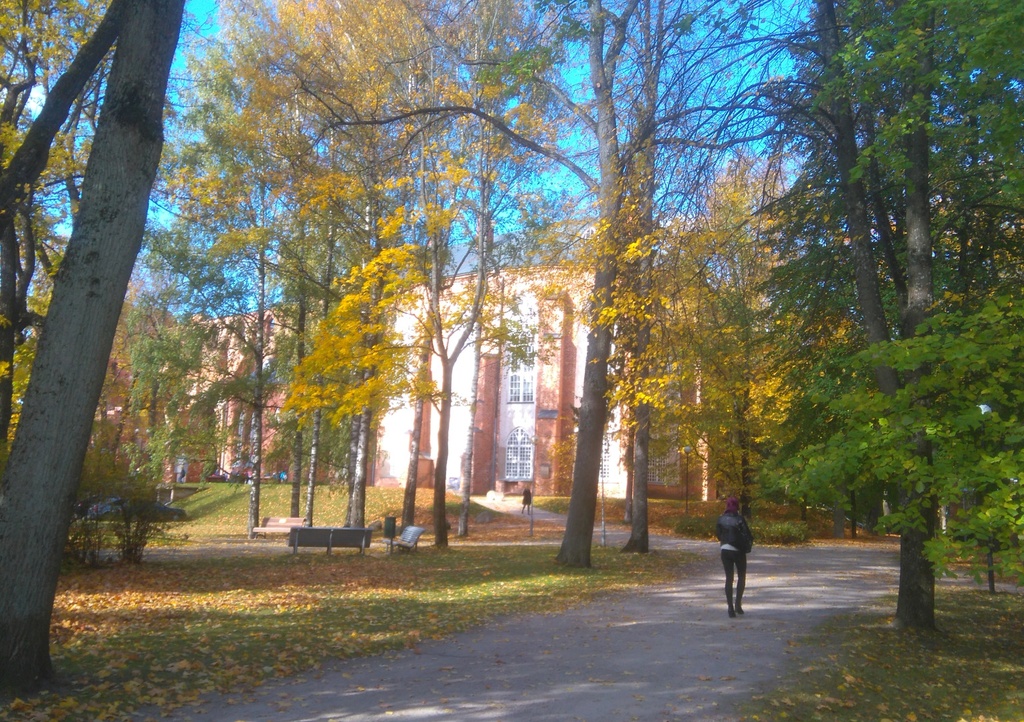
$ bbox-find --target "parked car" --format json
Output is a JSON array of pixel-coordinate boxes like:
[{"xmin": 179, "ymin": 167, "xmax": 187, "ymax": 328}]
[{"xmin": 78, "ymin": 497, "xmax": 187, "ymax": 522}]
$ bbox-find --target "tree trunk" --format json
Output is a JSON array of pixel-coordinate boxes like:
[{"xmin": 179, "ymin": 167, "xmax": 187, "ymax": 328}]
[
  {"xmin": 304, "ymin": 407, "xmax": 320, "ymax": 526},
  {"xmin": 894, "ymin": 10, "xmax": 936, "ymax": 629},
  {"xmin": 622, "ymin": 426, "xmax": 634, "ymax": 524},
  {"xmin": 290, "ymin": 297, "xmax": 306, "ymax": 517},
  {"xmin": 556, "ymin": 298, "xmax": 613, "ymax": 567},
  {"xmin": 0, "ymin": 0, "xmax": 184, "ymax": 690},
  {"xmin": 0, "ymin": 222, "xmax": 17, "ymax": 441},
  {"xmin": 813, "ymin": 0, "xmax": 899, "ymax": 395},
  {"xmin": 458, "ymin": 327, "xmax": 483, "ymax": 537},
  {"xmin": 814, "ymin": 0, "xmax": 937, "ymax": 629},
  {"xmin": 346, "ymin": 412, "xmax": 361, "ymax": 498},
  {"xmin": 833, "ymin": 498, "xmax": 846, "ymax": 539},
  {"xmin": 432, "ymin": 360, "xmax": 454, "ymax": 548},
  {"xmin": 246, "ymin": 252, "xmax": 268, "ymax": 538},
  {"xmin": 347, "ymin": 403, "xmax": 372, "ymax": 528},
  {"xmin": 622, "ymin": 400, "xmax": 650, "ymax": 553},
  {"xmin": 556, "ymin": 0, "xmax": 631, "ymax": 567},
  {"xmin": 402, "ymin": 348, "xmax": 429, "ymax": 528}
]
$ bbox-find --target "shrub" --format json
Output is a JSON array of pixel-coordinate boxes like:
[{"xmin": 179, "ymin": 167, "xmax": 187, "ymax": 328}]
[
  {"xmin": 672, "ymin": 516, "xmax": 717, "ymax": 539},
  {"xmin": 106, "ymin": 499, "xmax": 168, "ymax": 563},
  {"xmin": 66, "ymin": 515, "xmax": 112, "ymax": 567},
  {"xmin": 72, "ymin": 447, "xmax": 170, "ymax": 563},
  {"xmin": 751, "ymin": 520, "xmax": 809, "ymax": 545}
]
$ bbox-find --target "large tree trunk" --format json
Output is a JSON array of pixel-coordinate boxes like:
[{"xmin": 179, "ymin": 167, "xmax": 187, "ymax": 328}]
[
  {"xmin": 346, "ymin": 413, "xmax": 361, "ymax": 498},
  {"xmin": 622, "ymin": 400, "xmax": 650, "ymax": 553},
  {"xmin": 622, "ymin": 426, "xmax": 634, "ymax": 524},
  {"xmin": 556, "ymin": 298, "xmax": 613, "ymax": 567},
  {"xmin": 432, "ymin": 360, "xmax": 454, "ymax": 547},
  {"xmin": 894, "ymin": 10, "xmax": 936, "ymax": 629},
  {"xmin": 0, "ymin": 0, "xmax": 184, "ymax": 690},
  {"xmin": 0, "ymin": 222, "xmax": 17, "ymax": 441},
  {"xmin": 622, "ymin": 228, "xmax": 653, "ymax": 552},
  {"xmin": 814, "ymin": 0, "xmax": 936, "ymax": 629},
  {"xmin": 555, "ymin": 0, "xmax": 632, "ymax": 567}
]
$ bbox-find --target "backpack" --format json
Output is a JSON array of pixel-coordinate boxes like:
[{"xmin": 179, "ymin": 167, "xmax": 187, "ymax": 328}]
[{"xmin": 739, "ymin": 521, "xmax": 754, "ymax": 553}]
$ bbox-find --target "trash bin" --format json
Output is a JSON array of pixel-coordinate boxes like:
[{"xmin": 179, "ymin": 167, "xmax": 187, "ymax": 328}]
[{"xmin": 383, "ymin": 516, "xmax": 397, "ymax": 540}]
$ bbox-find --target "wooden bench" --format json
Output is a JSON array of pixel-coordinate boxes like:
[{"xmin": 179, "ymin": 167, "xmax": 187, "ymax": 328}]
[
  {"xmin": 385, "ymin": 525, "xmax": 425, "ymax": 553},
  {"xmin": 252, "ymin": 516, "xmax": 304, "ymax": 536},
  {"xmin": 288, "ymin": 526, "xmax": 373, "ymax": 555}
]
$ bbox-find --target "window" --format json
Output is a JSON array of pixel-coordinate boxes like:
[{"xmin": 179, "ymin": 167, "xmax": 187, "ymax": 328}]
[
  {"xmin": 505, "ymin": 428, "xmax": 534, "ymax": 480},
  {"xmin": 644, "ymin": 454, "xmax": 666, "ymax": 486},
  {"xmin": 508, "ymin": 346, "xmax": 535, "ymax": 403}
]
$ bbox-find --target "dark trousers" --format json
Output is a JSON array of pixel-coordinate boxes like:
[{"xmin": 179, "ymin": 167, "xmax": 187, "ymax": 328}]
[{"xmin": 721, "ymin": 549, "xmax": 747, "ymax": 610}]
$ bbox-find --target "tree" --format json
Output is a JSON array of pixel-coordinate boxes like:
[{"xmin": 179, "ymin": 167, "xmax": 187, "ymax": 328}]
[
  {"xmin": 0, "ymin": 0, "xmax": 128, "ymax": 440},
  {"xmin": 543, "ymin": 0, "xmax": 761, "ymax": 566},
  {"xmin": 764, "ymin": 0, "xmax": 1024, "ymax": 627},
  {"xmin": 0, "ymin": 0, "xmax": 185, "ymax": 689}
]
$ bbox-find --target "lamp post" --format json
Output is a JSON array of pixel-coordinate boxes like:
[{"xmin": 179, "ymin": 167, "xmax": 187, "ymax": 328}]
[
  {"xmin": 683, "ymin": 445, "xmax": 692, "ymax": 515},
  {"xmin": 978, "ymin": 403, "xmax": 996, "ymax": 593}
]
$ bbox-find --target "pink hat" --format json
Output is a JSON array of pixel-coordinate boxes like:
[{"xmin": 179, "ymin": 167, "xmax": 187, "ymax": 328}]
[{"xmin": 725, "ymin": 496, "xmax": 740, "ymax": 513}]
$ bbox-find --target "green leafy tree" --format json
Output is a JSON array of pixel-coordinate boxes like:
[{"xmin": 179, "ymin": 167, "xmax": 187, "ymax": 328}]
[{"xmin": 766, "ymin": 0, "xmax": 1024, "ymax": 627}]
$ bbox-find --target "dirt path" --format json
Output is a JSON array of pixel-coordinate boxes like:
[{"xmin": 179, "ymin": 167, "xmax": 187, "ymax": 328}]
[{"xmin": 135, "ymin": 512, "xmax": 905, "ymax": 721}]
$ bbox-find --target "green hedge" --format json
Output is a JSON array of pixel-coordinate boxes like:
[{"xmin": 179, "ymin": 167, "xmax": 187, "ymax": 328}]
[
  {"xmin": 672, "ymin": 517, "xmax": 810, "ymax": 545},
  {"xmin": 750, "ymin": 521, "xmax": 809, "ymax": 545}
]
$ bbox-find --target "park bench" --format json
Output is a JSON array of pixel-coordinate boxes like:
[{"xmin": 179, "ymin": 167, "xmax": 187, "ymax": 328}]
[
  {"xmin": 288, "ymin": 526, "xmax": 373, "ymax": 555},
  {"xmin": 252, "ymin": 516, "xmax": 304, "ymax": 536},
  {"xmin": 384, "ymin": 525, "xmax": 425, "ymax": 553}
]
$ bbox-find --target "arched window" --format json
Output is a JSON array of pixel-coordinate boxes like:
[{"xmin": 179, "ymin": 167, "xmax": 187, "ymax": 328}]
[{"xmin": 505, "ymin": 428, "xmax": 534, "ymax": 480}]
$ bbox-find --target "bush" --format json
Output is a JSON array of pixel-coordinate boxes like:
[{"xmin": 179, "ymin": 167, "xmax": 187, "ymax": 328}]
[
  {"xmin": 106, "ymin": 500, "xmax": 168, "ymax": 563},
  {"xmin": 751, "ymin": 520, "xmax": 809, "ymax": 545},
  {"xmin": 672, "ymin": 515, "xmax": 717, "ymax": 539},
  {"xmin": 71, "ymin": 447, "xmax": 171, "ymax": 564},
  {"xmin": 66, "ymin": 515, "xmax": 112, "ymax": 567}
]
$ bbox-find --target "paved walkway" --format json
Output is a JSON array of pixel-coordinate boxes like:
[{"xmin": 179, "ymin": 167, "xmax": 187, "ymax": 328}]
[{"xmin": 136, "ymin": 500, "xmax": 918, "ymax": 721}]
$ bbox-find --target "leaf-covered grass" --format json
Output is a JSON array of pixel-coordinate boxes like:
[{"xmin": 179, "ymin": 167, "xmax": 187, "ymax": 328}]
[
  {"xmin": 1, "ymin": 487, "xmax": 690, "ymax": 721},
  {"xmin": 742, "ymin": 587, "xmax": 1024, "ymax": 722}
]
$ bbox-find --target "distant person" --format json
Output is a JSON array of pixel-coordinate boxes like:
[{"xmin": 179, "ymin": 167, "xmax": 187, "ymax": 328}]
[
  {"xmin": 716, "ymin": 496, "xmax": 754, "ymax": 618},
  {"xmin": 521, "ymin": 487, "xmax": 533, "ymax": 514}
]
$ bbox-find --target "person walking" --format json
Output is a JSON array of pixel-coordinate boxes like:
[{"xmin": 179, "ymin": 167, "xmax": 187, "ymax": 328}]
[
  {"xmin": 521, "ymin": 487, "xmax": 533, "ymax": 514},
  {"xmin": 716, "ymin": 496, "xmax": 754, "ymax": 618}
]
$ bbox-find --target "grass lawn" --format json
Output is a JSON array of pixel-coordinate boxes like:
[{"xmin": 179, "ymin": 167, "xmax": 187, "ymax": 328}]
[
  {"xmin": 2, "ymin": 485, "xmax": 1020, "ymax": 721},
  {"xmin": 742, "ymin": 587, "xmax": 1024, "ymax": 722},
  {"xmin": 1, "ymin": 485, "xmax": 692, "ymax": 721}
]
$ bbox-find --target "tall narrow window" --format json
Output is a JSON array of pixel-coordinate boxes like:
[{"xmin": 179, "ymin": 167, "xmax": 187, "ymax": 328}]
[
  {"xmin": 509, "ymin": 374, "xmax": 523, "ymax": 403},
  {"xmin": 505, "ymin": 428, "xmax": 534, "ymax": 480},
  {"xmin": 508, "ymin": 345, "xmax": 535, "ymax": 403}
]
